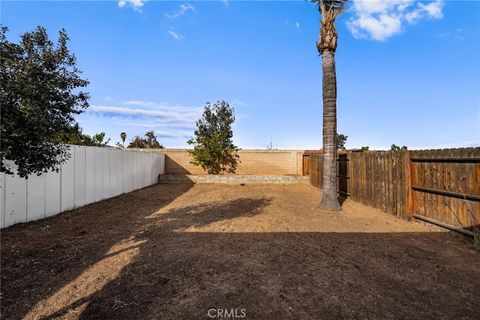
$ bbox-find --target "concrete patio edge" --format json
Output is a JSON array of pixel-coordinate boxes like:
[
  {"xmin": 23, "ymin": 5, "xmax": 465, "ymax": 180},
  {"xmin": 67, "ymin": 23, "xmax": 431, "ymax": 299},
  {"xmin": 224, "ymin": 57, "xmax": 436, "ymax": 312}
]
[{"xmin": 158, "ymin": 174, "xmax": 309, "ymax": 184}]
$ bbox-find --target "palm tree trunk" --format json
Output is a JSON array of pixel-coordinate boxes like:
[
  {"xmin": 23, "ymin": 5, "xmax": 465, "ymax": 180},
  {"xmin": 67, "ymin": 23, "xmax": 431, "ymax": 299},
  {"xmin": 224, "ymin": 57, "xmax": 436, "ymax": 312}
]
[{"xmin": 320, "ymin": 49, "xmax": 341, "ymax": 211}]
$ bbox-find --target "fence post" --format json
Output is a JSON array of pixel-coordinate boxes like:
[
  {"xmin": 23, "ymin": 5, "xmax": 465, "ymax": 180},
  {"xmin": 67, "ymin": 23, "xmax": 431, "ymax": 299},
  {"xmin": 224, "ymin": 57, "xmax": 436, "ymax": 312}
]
[{"xmin": 407, "ymin": 150, "xmax": 415, "ymax": 220}]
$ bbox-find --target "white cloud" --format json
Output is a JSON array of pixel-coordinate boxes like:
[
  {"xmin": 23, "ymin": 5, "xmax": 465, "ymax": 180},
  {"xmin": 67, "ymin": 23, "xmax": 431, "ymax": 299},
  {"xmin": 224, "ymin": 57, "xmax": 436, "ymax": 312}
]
[
  {"xmin": 347, "ymin": 0, "xmax": 445, "ymax": 41},
  {"xmin": 154, "ymin": 130, "xmax": 193, "ymax": 139},
  {"xmin": 167, "ymin": 29, "xmax": 184, "ymax": 41},
  {"xmin": 231, "ymin": 99, "xmax": 251, "ymax": 108},
  {"xmin": 89, "ymin": 103, "xmax": 202, "ymax": 130},
  {"xmin": 86, "ymin": 103, "xmax": 202, "ymax": 142},
  {"xmin": 284, "ymin": 20, "xmax": 301, "ymax": 31},
  {"xmin": 166, "ymin": 3, "xmax": 196, "ymax": 18},
  {"xmin": 118, "ymin": 0, "xmax": 147, "ymax": 12},
  {"xmin": 123, "ymin": 100, "xmax": 156, "ymax": 107},
  {"xmin": 89, "ymin": 104, "xmax": 202, "ymax": 122},
  {"xmin": 437, "ymin": 28, "xmax": 464, "ymax": 40},
  {"xmin": 419, "ymin": 0, "xmax": 443, "ymax": 19}
]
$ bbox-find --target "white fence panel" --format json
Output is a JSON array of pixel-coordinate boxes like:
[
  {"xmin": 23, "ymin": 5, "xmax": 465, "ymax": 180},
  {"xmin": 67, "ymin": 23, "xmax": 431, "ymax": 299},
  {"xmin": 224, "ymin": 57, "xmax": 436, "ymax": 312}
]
[
  {"xmin": 147, "ymin": 153, "xmax": 154, "ymax": 186},
  {"xmin": 27, "ymin": 174, "xmax": 45, "ymax": 221},
  {"xmin": 0, "ymin": 173, "xmax": 5, "ymax": 228},
  {"xmin": 61, "ymin": 149, "xmax": 75, "ymax": 212},
  {"xmin": 127, "ymin": 152, "xmax": 135, "ymax": 193},
  {"xmin": 4, "ymin": 173, "xmax": 27, "ymax": 226},
  {"xmin": 1, "ymin": 146, "xmax": 165, "ymax": 228},
  {"xmin": 102, "ymin": 149, "xmax": 111, "ymax": 199},
  {"xmin": 133, "ymin": 152, "xmax": 140, "ymax": 190},
  {"xmin": 45, "ymin": 170, "xmax": 61, "ymax": 217},
  {"xmin": 144, "ymin": 153, "xmax": 150, "ymax": 188},
  {"xmin": 111, "ymin": 150, "xmax": 121, "ymax": 197},
  {"xmin": 120, "ymin": 151, "xmax": 126, "ymax": 194},
  {"xmin": 85, "ymin": 147, "xmax": 95, "ymax": 205},
  {"xmin": 74, "ymin": 146, "xmax": 86, "ymax": 208},
  {"xmin": 94, "ymin": 149, "xmax": 104, "ymax": 202}
]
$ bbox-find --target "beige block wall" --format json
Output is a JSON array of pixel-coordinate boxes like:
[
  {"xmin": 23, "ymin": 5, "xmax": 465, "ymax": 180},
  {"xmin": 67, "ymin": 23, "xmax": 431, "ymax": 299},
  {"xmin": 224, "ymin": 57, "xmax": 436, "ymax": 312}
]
[{"xmin": 145, "ymin": 149, "xmax": 304, "ymax": 175}]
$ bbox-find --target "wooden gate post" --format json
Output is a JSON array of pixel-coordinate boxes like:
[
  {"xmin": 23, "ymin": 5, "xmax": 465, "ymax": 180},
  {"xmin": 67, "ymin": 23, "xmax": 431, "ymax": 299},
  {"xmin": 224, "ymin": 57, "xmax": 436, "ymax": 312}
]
[{"xmin": 407, "ymin": 150, "xmax": 415, "ymax": 220}]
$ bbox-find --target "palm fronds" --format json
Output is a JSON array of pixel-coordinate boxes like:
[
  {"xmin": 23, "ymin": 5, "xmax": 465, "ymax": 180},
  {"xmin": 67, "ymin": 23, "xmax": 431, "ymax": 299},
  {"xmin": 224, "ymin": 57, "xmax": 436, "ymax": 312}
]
[{"xmin": 311, "ymin": 0, "xmax": 348, "ymax": 18}]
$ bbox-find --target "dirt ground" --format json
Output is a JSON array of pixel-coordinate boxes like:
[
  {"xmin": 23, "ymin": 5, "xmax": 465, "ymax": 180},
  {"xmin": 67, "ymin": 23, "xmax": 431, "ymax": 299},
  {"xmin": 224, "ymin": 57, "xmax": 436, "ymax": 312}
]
[{"xmin": 1, "ymin": 183, "xmax": 479, "ymax": 320}]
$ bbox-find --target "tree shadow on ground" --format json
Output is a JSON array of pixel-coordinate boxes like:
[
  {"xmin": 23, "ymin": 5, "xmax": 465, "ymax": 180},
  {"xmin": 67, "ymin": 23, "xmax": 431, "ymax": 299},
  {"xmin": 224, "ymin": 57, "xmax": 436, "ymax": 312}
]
[
  {"xmin": 1, "ymin": 184, "xmax": 480, "ymax": 320},
  {"xmin": 30, "ymin": 196, "xmax": 273, "ymax": 320},
  {"xmin": 0, "ymin": 183, "xmax": 193, "ymax": 319},
  {"xmin": 0, "ymin": 183, "xmax": 273, "ymax": 320}
]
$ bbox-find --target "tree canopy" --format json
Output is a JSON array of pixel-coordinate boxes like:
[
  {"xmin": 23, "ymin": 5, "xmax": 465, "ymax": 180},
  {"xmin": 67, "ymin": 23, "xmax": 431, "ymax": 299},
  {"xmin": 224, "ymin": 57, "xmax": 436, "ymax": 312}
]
[
  {"xmin": 57, "ymin": 125, "xmax": 110, "ymax": 147},
  {"xmin": 127, "ymin": 131, "xmax": 164, "ymax": 149},
  {"xmin": 391, "ymin": 144, "xmax": 408, "ymax": 152},
  {"xmin": 336, "ymin": 133, "xmax": 348, "ymax": 150},
  {"xmin": 0, "ymin": 26, "xmax": 89, "ymax": 177},
  {"xmin": 187, "ymin": 101, "xmax": 239, "ymax": 174}
]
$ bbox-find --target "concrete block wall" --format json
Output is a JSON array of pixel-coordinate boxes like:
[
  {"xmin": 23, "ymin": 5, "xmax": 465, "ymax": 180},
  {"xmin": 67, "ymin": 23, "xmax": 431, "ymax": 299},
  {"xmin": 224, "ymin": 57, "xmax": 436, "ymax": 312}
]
[{"xmin": 143, "ymin": 149, "xmax": 305, "ymax": 175}]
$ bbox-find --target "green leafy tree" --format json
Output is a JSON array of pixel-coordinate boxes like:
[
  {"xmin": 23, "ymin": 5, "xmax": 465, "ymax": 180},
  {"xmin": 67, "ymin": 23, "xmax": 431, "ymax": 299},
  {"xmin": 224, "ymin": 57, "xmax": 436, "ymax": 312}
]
[
  {"xmin": 120, "ymin": 132, "xmax": 127, "ymax": 147},
  {"xmin": 0, "ymin": 26, "xmax": 89, "ymax": 177},
  {"xmin": 391, "ymin": 144, "xmax": 407, "ymax": 152},
  {"xmin": 127, "ymin": 131, "xmax": 164, "ymax": 149},
  {"xmin": 187, "ymin": 101, "xmax": 239, "ymax": 174},
  {"xmin": 313, "ymin": 0, "xmax": 349, "ymax": 211},
  {"xmin": 336, "ymin": 133, "xmax": 348, "ymax": 150},
  {"xmin": 91, "ymin": 132, "xmax": 110, "ymax": 146},
  {"xmin": 56, "ymin": 124, "xmax": 110, "ymax": 147},
  {"xmin": 361, "ymin": 146, "xmax": 369, "ymax": 152},
  {"xmin": 145, "ymin": 131, "xmax": 163, "ymax": 148}
]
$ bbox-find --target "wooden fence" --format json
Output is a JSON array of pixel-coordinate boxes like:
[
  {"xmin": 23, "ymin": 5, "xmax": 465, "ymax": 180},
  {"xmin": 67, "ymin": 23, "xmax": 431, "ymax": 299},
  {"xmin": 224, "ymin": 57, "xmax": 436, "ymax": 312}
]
[
  {"xmin": 310, "ymin": 148, "xmax": 480, "ymax": 233},
  {"xmin": 410, "ymin": 148, "xmax": 479, "ymax": 232}
]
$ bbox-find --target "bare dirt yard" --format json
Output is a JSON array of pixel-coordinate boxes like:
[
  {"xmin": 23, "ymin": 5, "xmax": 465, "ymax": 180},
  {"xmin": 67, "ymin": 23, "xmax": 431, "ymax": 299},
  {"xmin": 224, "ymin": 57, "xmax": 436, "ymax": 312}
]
[{"xmin": 1, "ymin": 183, "xmax": 479, "ymax": 319}]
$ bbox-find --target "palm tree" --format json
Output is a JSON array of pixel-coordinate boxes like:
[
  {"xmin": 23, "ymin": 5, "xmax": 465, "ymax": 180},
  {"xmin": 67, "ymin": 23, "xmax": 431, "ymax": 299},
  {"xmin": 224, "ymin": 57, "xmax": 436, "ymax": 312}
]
[
  {"xmin": 315, "ymin": 0, "xmax": 348, "ymax": 211},
  {"xmin": 120, "ymin": 132, "xmax": 127, "ymax": 147}
]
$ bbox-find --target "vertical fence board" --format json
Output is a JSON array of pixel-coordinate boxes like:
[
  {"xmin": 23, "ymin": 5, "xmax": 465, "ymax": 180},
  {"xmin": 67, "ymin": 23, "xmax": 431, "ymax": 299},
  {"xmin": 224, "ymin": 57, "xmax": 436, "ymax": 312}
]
[
  {"xmin": 27, "ymin": 174, "xmax": 46, "ymax": 221},
  {"xmin": 110, "ymin": 150, "xmax": 120, "ymax": 197},
  {"xmin": 4, "ymin": 173, "xmax": 27, "ymax": 227},
  {"xmin": 102, "ymin": 148, "xmax": 111, "ymax": 199},
  {"xmin": 85, "ymin": 147, "xmax": 95, "ymax": 205},
  {"xmin": 0, "ymin": 173, "xmax": 5, "ymax": 228},
  {"xmin": 45, "ymin": 170, "xmax": 61, "ymax": 217},
  {"xmin": 61, "ymin": 148, "xmax": 75, "ymax": 212},
  {"xmin": 74, "ymin": 146, "xmax": 86, "ymax": 208},
  {"xmin": 94, "ymin": 148, "xmax": 104, "ymax": 201}
]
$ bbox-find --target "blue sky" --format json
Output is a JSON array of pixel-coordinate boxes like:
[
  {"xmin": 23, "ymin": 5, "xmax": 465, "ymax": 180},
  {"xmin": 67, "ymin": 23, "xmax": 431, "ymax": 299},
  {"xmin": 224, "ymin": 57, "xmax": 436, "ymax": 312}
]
[{"xmin": 2, "ymin": 0, "xmax": 479, "ymax": 149}]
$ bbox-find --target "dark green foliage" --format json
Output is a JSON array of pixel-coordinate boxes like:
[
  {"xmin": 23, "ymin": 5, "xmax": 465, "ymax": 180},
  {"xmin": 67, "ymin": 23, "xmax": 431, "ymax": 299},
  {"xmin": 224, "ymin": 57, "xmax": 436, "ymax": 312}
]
[
  {"xmin": 336, "ymin": 133, "xmax": 348, "ymax": 150},
  {"xmin": 310, "ymin": 0, "xmax": 348, "ymax": 10},
  {"xmin": 116, "ymin": 132, "xmax": 127, "ymax": 149},
  {"xmin": 57, "ymin": 125, "xmax": 110, "ymax": 147},
  {"xmin": 391, "ymin": 144, "xmax": 408, "ymax": 152},
  {"xmin": 187, "ymin": 101, "xmax": 239, "ymax": 174},
  {"xmin": 127, "ymin": 131, "xmax": 164, "ymax": 149},
  {"xmin": 120, "ymin": 132, "xmax": 127, "ymax": 146},
  {"xmin": 361, "ymin": 146, "xmax": 369, "ymax": 152},
  {"xmin": 0, "ymin": 26, "xmax": 89, "ymax": 177}
]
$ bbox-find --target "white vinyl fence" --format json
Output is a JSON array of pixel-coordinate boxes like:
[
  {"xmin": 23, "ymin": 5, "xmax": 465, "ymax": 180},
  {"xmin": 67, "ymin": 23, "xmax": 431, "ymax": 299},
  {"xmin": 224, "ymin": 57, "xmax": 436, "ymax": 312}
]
[{"xmin": 0, "ymin": 145, "xmax": 165, "ymax": 228}]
